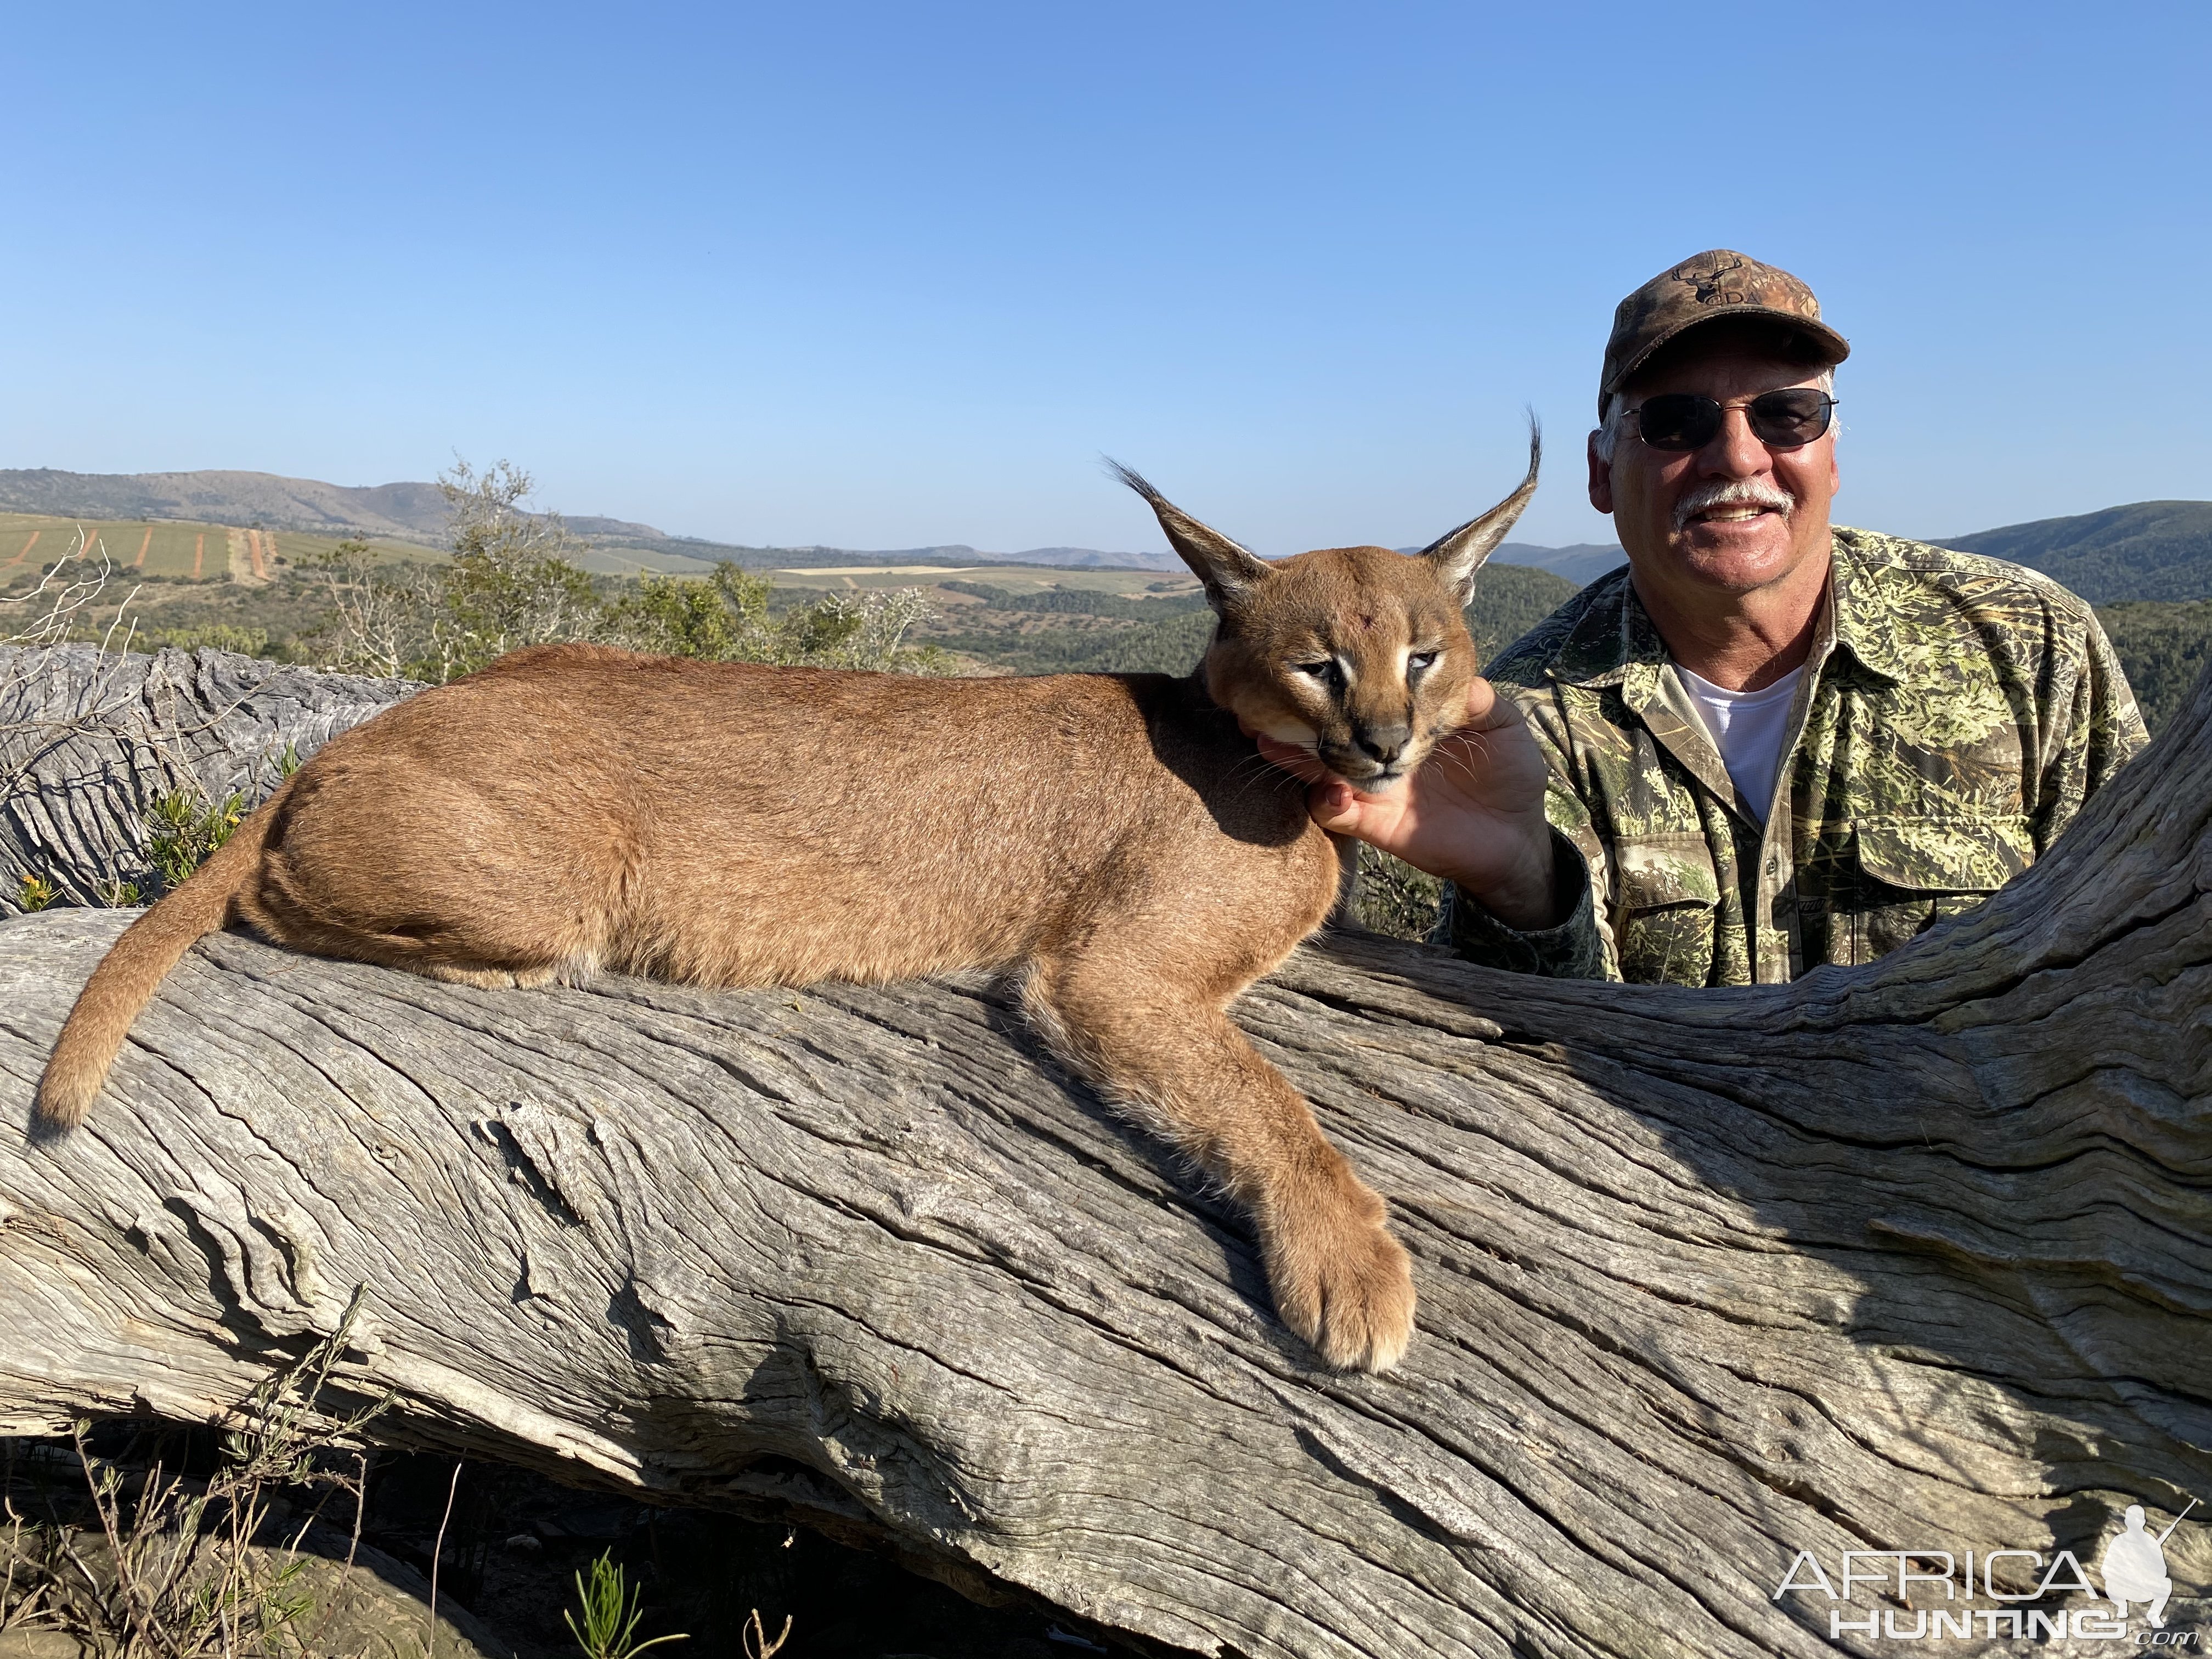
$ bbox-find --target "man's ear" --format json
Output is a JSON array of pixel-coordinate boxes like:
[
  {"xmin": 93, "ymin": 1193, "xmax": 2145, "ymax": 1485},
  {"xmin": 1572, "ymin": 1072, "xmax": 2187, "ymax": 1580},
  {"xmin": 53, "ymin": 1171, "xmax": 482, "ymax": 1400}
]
[
  {"xmin": 1587, "ymin": 427, "xmax": 1616, "ymax": 516},
  {"xmin": 1418, "ymin": 422, "xmax": 1541, "ymax": 604},
  {"xmin": 1107, "ymin": 460, "xmax": 1273, "ymax": 613}
]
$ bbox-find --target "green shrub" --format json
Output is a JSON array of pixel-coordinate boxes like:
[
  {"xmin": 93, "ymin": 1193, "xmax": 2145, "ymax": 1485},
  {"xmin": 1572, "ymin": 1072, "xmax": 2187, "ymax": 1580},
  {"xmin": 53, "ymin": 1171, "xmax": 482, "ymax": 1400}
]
[
  {"xmin": 606, "ymin": 562, "xmax": 953, "ymax": 674},
  {"xmin": 144, "ymin": 788, "xmax": 246, "ymax": 894}
]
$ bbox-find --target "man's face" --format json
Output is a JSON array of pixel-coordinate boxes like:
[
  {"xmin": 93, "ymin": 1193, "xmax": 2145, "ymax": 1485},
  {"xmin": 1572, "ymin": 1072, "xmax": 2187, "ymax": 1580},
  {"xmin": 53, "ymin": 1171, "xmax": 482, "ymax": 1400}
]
[{"xmin": 1587, "ymin": 348, "xmax": 1839, "ymax": 602}]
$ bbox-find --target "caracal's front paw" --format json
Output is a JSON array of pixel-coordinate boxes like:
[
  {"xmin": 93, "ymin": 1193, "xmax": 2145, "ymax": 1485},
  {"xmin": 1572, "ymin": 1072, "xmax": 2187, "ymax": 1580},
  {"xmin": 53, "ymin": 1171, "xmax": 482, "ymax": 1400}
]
[{"xmin": 1263, "ymin": 1184, "xmax": 1417, "ymax": 1372}]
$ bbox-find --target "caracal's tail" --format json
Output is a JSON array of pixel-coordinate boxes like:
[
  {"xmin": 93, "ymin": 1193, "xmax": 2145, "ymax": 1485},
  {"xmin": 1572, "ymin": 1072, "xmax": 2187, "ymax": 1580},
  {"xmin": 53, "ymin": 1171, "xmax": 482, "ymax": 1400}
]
[{"xmin": 34, "ymin": 781, "xmax": 288, "ymax": 1132}]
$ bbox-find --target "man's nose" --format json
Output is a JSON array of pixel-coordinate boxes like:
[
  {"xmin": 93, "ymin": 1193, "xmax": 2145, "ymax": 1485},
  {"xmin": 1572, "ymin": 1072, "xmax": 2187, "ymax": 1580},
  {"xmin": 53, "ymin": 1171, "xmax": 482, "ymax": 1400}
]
[{"xmin": 1701, "ymin": 405, "xmax": 1769, "ymax": 475}]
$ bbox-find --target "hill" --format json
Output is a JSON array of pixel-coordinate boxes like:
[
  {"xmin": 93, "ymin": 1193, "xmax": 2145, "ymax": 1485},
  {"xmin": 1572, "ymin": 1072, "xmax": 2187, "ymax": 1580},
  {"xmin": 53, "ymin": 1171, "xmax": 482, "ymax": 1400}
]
[
  {"xmin": 1936, "ymin": 500, "xmax": 2212, "ymax": 602},
  {"xmin": 0, "ymin": 469, "xmax": 458, "ymax": 540},
  {"xmin": 1489, "ymin": 540, "xmax": 1627, "ymax": 585}
]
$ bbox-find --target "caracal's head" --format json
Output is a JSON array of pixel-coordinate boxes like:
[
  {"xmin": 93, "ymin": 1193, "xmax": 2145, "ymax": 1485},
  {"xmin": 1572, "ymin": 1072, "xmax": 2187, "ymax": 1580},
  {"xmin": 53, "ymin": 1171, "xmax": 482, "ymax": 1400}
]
[{"xmin": 1112, "ymin": 428, "xmax": 1539, "ymax": 792}]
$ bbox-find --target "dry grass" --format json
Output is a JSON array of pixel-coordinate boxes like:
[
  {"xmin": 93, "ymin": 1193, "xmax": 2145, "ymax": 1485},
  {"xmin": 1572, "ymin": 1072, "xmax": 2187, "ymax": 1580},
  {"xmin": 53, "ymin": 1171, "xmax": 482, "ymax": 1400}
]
[{"xmin": 0, "ymin": 1292, "xmax": 393, "ymax": 1656}]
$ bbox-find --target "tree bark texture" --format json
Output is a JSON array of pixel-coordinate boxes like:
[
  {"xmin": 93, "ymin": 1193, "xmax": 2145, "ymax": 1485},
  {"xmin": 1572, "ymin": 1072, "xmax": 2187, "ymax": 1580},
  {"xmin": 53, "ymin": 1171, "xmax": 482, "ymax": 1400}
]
[
  {"xmin": 0, "ymin": 644, "xmax": 2206, "ymax": 1657},
  {"xmin": 0, "ymin": 645, "xmax": 419, "ymax": 912}
]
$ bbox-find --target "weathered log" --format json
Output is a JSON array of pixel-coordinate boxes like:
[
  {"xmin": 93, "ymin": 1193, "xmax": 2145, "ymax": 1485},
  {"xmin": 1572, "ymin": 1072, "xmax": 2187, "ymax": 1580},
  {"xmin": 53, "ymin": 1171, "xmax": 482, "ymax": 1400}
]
[
  {"xmin": 0, "ymin": 645, "xmax": 418, "ymax": 911},
  {"xmin": 1, "ymin": 643, "xmax": 2206, "ymax": 1657}
]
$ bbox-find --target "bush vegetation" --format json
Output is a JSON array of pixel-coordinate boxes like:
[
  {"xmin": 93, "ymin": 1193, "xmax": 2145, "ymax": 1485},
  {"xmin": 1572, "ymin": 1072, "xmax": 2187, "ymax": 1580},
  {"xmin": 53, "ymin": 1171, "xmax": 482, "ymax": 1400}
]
[
  {"xmin": 142, "ymin": 788, "xmax": 247, "ymax": 895},
  {"xmin": 296, "ymin": 461, "xmax": 953, "ymax": 683}
]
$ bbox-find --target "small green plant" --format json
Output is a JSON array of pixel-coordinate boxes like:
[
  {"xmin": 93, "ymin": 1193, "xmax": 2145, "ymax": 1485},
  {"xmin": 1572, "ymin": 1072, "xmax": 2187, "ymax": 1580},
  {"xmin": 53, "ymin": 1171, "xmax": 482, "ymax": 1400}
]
[
  {"xmin": 563, "ymin": 1551, "xmax": 689, "ymax": 1659},
  {"xmin": 15, "ymin": 873, "xmax": 57, "ymax": 912},
  {"xmin": 144, "ymin": 788, "xmax": 246, "ymax": 894},
  {"xmin": 88, "ymin": 877, "xmax": 143, "ymax": 909}
]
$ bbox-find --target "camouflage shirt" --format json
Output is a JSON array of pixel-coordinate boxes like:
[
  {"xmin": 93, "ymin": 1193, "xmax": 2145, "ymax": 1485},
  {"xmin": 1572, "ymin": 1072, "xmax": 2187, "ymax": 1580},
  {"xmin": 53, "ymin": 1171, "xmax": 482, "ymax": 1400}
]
[{"xmin": 1441, "ymin": 528, "xmax": 2148, "ymax": 984}]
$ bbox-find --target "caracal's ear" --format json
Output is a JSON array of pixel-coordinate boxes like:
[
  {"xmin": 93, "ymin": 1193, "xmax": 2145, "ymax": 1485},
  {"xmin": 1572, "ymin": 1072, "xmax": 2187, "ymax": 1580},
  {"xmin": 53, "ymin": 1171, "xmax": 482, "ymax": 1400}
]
[
  {"xmin": 1418, "ymin": 420, "xmax": 1542, "ymax": 604},
  {"xmin": 1107, "ymin": 459, "xmax": 1274, "ymax": 613}
]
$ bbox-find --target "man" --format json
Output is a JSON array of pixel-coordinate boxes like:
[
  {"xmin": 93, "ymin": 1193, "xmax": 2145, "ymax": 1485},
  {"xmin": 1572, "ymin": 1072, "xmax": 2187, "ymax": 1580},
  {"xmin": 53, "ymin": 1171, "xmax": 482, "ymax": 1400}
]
[{"xmin": 1267, "ymin": 250, "xmax": 2147, "ymax": 983}]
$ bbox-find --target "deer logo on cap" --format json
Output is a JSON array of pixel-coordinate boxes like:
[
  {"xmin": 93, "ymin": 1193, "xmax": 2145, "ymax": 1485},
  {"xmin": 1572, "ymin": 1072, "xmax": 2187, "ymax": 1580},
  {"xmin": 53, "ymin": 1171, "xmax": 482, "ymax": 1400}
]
[{"xmin": 1673, "ymin": 255, "xmax": 1746, "ymax": 306}]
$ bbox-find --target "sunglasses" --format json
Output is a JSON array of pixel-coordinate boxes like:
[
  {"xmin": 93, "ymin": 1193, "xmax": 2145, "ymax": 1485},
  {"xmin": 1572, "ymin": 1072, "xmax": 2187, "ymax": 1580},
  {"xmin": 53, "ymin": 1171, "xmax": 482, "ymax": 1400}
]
[{"xmin": 1626, "ymin": 388, "xmax": 1837, "ymax": 452}]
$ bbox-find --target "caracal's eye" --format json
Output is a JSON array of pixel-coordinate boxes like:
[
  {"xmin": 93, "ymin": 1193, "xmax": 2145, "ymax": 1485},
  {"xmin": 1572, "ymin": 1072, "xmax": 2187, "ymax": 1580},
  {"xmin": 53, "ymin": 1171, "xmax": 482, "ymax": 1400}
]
[
  {"xmin": 1296, "ymin": 659, "xmax": 1339, "ymax": 684},
  {"xmin": 1407, "ymin": 651, "xmax": 1438, "ymax": 675}
]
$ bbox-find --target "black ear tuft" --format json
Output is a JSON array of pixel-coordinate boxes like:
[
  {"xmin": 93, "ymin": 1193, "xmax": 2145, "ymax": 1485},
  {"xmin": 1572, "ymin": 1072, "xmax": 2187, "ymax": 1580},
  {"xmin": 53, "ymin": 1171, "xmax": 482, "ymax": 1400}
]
[
  {"xmin": 1105, "ymin": 456, "xmax": 1276, "ymax": 613},
  {"xmin": 1418, "ymin": 420, "xmax": 1542, "ymax": 602},
  {"xmin": 1105, "ymin": 458, "xmax": 1162, "ymax": 502}
]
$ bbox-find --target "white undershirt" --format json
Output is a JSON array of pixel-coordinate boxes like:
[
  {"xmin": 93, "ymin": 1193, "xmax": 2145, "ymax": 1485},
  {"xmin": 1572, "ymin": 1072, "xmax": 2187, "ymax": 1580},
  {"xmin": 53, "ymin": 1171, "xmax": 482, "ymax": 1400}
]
[{"xmin": 1673, "ymin": 664, "xmax": 1803, "ymax": 820}]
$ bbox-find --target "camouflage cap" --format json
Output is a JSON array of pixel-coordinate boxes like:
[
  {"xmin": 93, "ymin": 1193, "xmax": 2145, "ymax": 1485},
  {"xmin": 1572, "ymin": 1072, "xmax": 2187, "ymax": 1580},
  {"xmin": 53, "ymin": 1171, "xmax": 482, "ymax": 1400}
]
[{"xmin": 1600, "ymin": 250, "xmax": 1849, "ymax": 417}]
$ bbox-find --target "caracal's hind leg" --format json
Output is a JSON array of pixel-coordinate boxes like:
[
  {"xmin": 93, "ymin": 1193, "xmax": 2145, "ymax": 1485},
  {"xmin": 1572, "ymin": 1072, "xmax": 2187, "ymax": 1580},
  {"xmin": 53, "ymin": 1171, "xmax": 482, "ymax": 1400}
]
[
  {"xmin": 239, "ymin": 871, "xmax": 599, "ymax": 992},
  {"xmin": 1024, "ymin": 946, "xmax": 1415, "ymax": 1371}
]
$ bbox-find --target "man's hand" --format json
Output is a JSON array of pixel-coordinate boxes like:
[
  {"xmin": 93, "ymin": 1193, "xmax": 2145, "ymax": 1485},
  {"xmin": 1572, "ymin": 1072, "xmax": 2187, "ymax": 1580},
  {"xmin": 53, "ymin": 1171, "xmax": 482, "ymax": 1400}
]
[{"xmin": 1255, "ymin": 679, "xmax": 1564, "ymax": 932}]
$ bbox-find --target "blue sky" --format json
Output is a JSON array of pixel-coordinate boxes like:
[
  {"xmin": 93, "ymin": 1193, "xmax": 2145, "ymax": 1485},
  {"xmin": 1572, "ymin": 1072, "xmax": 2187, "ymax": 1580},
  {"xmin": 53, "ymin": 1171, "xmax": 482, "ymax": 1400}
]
[{"xmin": 3, "ymin": 2, "xmax": 2207, "ymax": 554}]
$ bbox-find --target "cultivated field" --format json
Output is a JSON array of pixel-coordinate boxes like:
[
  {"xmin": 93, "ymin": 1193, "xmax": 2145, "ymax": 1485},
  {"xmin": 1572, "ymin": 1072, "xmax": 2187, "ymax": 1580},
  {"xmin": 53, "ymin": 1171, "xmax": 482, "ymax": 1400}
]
[{"xmin": 0, "ymin": 512, "xmax": 442, "ymax": 586}]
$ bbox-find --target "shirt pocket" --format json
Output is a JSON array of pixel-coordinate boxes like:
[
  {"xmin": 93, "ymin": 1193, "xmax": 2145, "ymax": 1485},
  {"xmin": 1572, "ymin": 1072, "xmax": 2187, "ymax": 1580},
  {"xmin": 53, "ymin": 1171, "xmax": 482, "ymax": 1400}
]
[
  {"xmin": 1611, "ymin": 830, "xmax": 1722, "ymax": 984},
  {"xmin": 1848, "ymin": 814, "xmax": 2033, "ymax": 963}
]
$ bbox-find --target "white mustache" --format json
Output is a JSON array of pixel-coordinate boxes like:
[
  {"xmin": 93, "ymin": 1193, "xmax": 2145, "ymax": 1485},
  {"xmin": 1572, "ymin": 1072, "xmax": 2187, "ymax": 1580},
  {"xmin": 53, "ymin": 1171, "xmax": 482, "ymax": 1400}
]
[{"xmin": 1673, "ymin": 480, "xmax": 1796, "ymax": 534}]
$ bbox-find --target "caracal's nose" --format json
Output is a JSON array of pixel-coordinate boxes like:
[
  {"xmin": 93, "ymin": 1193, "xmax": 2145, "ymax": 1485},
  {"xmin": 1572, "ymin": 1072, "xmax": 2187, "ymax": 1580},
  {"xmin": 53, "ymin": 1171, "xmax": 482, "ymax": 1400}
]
[{"xmin": 1355, "ymin": 724, "xmax": 1410, "ymax": 765}]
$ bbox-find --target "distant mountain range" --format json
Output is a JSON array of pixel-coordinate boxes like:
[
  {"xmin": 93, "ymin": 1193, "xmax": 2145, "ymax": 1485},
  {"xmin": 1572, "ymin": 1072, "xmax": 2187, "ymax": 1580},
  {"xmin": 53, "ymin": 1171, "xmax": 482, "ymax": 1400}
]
[
  {"xmin": 1933, "ymin": 501, "xmax": 2212, "ymax": 603},
  {"xmin": 5, "ymin": 466, "xmax": 2208, "ymax": 600},
  {"xmin": 0, "ymin": 466, "xmax": 1183, "ymax": 570},
  {"xmin": 0, "ymin": 465, "xmax": 1630, "ymax": 578},
  {"xmin": 1487, "ymin": 542, "xmax": 1629, "ymax": 585}
]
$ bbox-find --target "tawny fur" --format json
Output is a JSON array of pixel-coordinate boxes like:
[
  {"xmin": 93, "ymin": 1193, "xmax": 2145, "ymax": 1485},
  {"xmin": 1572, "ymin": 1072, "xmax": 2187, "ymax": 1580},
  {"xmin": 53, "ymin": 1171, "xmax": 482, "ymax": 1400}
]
[{"xmin": 37, "ymin": 436, "xmax": 1538, "ymax": 1372}]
